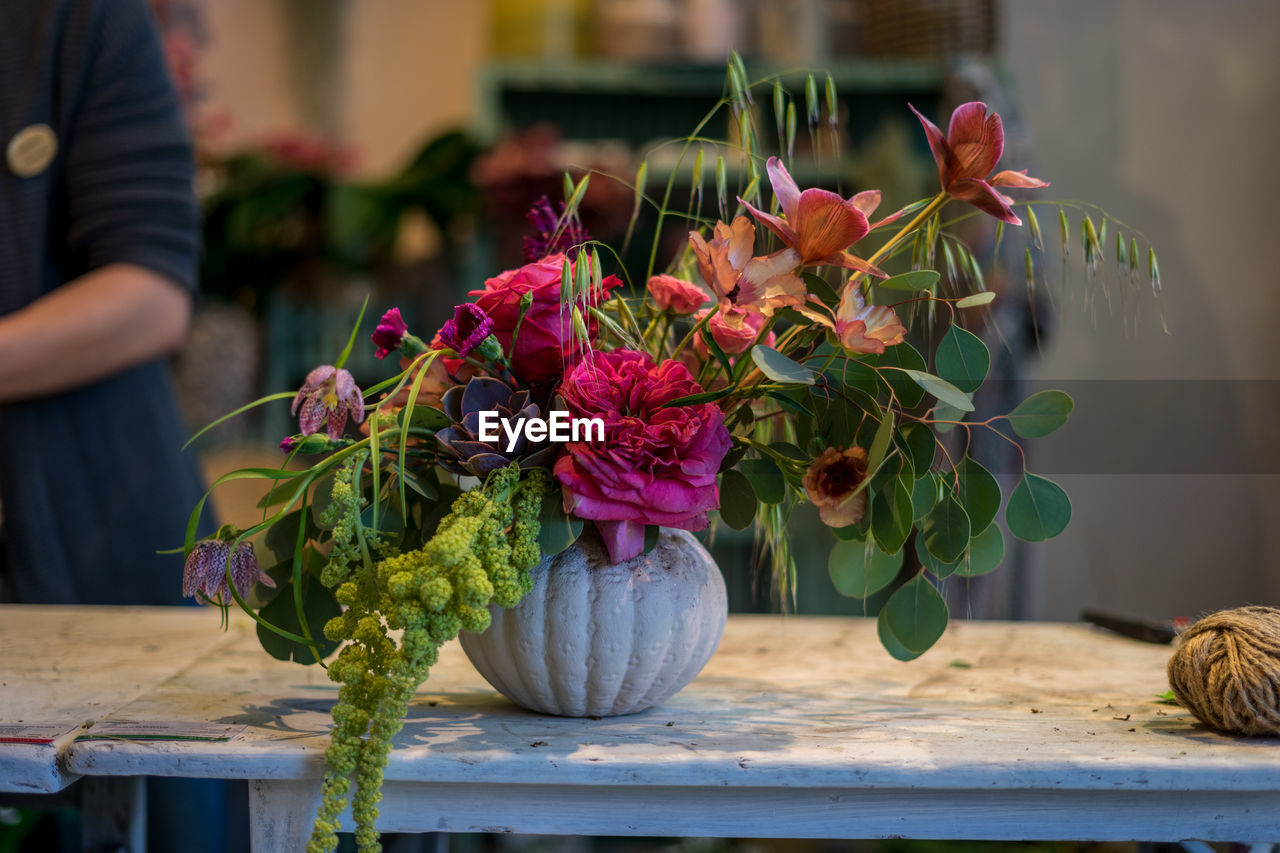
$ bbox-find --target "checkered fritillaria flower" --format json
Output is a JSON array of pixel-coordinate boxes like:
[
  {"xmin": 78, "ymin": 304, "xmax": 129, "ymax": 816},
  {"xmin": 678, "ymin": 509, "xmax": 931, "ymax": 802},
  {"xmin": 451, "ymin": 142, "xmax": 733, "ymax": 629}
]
[
  {"xmin": 182, "ymin": 537, "xmax": 275, "ymax": 605},
  {"xmin": 291, "ymin": 365, "xmax": 364, "ymax": 440}
]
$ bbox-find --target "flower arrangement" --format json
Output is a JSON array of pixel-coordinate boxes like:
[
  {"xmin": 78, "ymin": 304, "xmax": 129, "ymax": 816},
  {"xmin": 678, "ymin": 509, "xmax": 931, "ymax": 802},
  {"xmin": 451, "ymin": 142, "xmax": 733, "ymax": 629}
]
[{"xmin": 184, "ymin": 58, "xmax": 1158, "ymax": 852}]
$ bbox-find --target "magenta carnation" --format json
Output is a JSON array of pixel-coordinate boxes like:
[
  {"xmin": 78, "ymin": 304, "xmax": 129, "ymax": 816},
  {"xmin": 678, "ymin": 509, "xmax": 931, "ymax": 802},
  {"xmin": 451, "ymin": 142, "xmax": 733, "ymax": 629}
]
[
  {"xmin": 437, "ymin": 303, "xmax": 494, "ymax": 358},
  {"xmin": 553, "ymin": 349, "xmax": 731, "ymax": 563},
  {"xmin": 371, "ymin": 307, "xmax": 409, "ymax": 359}
]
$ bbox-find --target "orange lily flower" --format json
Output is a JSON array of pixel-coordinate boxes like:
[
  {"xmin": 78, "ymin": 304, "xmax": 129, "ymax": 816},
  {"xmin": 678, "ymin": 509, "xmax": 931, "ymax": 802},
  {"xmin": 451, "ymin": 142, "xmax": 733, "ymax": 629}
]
[
  {"xmin": 910, "ymin": 101, "xmax": 1049, "ymax": 225},
  {"xmin": 741, "ymin": 157, "xmax": 886, "ymax": 276}
]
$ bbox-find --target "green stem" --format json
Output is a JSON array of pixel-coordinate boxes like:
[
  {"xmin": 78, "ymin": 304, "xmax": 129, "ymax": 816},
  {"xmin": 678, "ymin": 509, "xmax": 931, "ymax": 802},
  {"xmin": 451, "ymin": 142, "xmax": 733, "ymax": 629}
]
[{"xmin": 856, "ymin": 192, "xmax": 949, "ymax": 294}]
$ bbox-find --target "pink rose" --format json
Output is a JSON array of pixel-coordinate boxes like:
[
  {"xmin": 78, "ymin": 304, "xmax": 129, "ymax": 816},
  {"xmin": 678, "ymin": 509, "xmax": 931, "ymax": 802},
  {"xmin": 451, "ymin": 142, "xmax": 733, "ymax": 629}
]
[
  {"xmin": 694, "ymin": 307, "xmax": 775, "ymax": 356},
  {"xmin": 469, "ymin": 254, "xmax": 620, "ymax": 383},
  {"xmin": 554, "ymin": 349, "xmax": 732, "ymax": 562},
  {"xmin": 647, "ymin": 274, "xmax": 709, "ymax": 315}
]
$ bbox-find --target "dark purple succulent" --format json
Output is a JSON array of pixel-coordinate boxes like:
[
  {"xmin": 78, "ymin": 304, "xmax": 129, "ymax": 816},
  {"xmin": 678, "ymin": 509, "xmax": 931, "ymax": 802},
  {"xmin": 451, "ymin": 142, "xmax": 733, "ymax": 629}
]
[{"xmin": 435, "ymin": 376, "xmax": 559, "ymax": 477}]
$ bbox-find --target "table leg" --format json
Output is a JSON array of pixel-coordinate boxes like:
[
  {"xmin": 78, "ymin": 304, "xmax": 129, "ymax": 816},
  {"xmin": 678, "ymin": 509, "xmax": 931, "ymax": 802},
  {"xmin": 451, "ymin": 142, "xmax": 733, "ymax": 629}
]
[
  {"xmin": 80, "ymin": 776, "xmax": 145, "ymax": 853},
  {"xmin": 248, "ymin": 779, "xmax": 320, "ymax": 853}
]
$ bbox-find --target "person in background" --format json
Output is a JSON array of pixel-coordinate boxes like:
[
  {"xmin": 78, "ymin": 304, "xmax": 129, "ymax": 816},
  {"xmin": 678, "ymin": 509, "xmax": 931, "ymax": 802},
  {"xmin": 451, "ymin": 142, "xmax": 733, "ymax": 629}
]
[
  {"xmin": 0, "ymin": 0, "xmax": 209, "ymax": 605},
  {"xmin": 0, "ymin": 2, "xmax": 246, "ymax": 850}
]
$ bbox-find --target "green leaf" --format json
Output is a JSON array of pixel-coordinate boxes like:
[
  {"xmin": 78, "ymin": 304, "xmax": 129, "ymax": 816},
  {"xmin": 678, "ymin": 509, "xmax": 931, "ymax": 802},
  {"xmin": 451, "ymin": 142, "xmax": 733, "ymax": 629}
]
[
  {"xmin": 878, "ymin": 609, "xmax": 925, "ymax": 661},
  {"xmin": 333, "ymin": 295, "xmax": 370, "ymax": 371},
  {"xmin": 264, "ymin": 510, "xmax": 316, "ymax": 563},
  {"xmin": 769, "ymin": 441, "xmax": 808, "ymax": 463},
  {"xmin": 870, "ymin": 470, "xmax": 913, "ymax": 555},
  {"xmin": 874, "ymin": 343, "xmax": 926, "ymax": 408},
  {"xmin": 663, "ymin": 386, "xmax": 735, "ymax": 408},
  {"xmin": 398, "ymin": 405, "xmax": 449, "ymax": 431},
  {"xmin": 764, "ymin": 389, "xmax": 815, "ymax": 418},
  {"xmin": 538, "ymin": 496, "xmax": 583, "ymax": 555},
  {"xmin": 828, "ymin": 539, "xmax": 902, "ymax": 599},
  {"xmin": 899, "ymin": 422, "xmax": 936, "ymax": 478},
  {"xmin": 955, "ymin": 523, "xmax": 1005, "ymax": 577},
  {"xmin": 879, "ymin": 575, "xmax": 949, "ymax": 659},
  {"xmin": 900, "ymin": 369, "xmax": 974, "ymax": 412},
  {"xmin": 1006, "ymin": 473, "xmax": 1071, "ymax": 541},
  {"xmin": 832, "ymin": 523, "xmax": 867, "ymax": 542},
  {"xmin": 917, "ymin": 536, "xmax": 961, "ymax": 579},
  {"xmin": 308, "ymin": 473, "xmax": 337, "ymax": 528},
  {"xmin": 931, "ymin": 402, "xmax": 966, "ymax": 434},
  {"xmin": 955, "ymin": 457, "xmax": 1001, "ymax": 535},
  {"xmin": 956, "ymin": 292, "xmax": 996, "ymax": 308},
  {"xmin": 922, "ymin": 491, "xmax": 971, "ymax": 563},
  {"xmin": 719, "ymin": 470, "xmax": 757, "ymax": 530},
  {"xmin": 878, "ymin": 270, "xmax": 940, "ymax": 292},
  {"xmin": 866, "ymin": 411, "xmax": 895, "ymax": 475},
  {"xmin": 739, "ymin": 457, "xmax": 786, "ymax": 504},
  {"xmin": 801, "ymin": 271, "xmax": 839, "ymax": 306},
  {"xmin": 752, "ymin": 345, "xmax": 816, "ymax": 385},
  {"xmin": 936, "ymin": 325, "xmax": 990, "ymax": 394},
  {"xmin": 642, "ymin": 524, "xmax": 660, "ymax": 555},
  {"xmin": 1008, "ymin": 390, "xmax": 1074, "ymax": 438},
  {"xmin": 256, "ymin": 575, "xmax": 341, "ymax": 664},
  {"xmin": 911, "ymin": 473, "xmax": 938, "ymax": 521}
]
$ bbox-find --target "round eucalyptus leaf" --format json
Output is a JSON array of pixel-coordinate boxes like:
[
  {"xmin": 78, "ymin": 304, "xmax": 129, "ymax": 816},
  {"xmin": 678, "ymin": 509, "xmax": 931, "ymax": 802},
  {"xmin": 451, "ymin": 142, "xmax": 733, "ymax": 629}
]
[
  {"xmin": 875, "ymin": 343, "xmax": 926, "ymax": 408},
  {"xmin": 880, "ymin": 575, "xmax": 949, "ymax": 656},
  {"xmin": 1008, "ymin": 390, "xmax": 1074, "ymax": 438},
  {"xmin": 899, "ymin": 423, "xmax": 937, "ymax": 478},
  {"xmin": 922, "ymin": 491, "xmax": 971, "ymax": 563},
  {"xmin": 870, "ymin": 471, "xmax": 914, "ymax": 556},
  {"xmin": 751, "ymin": 344, "xmax": 816, "ymax": 385},
  {"xmin": 828, "ymin": 539, "xmax": 903, "ymax": 599},
  {"xmin": 900, "ymin": 369, "xmax": 974, "ymax": 412},
  {"xmin": 877, "ymin": 608, "xmax": 925, "ymax": 662},
  {"xmin": 538, "ymin": 495, "xmax": 585, "ymax": 555},
  {"xmin": 911, "ymin": 473, "xmax": 938, "ymax": 521},
  {"xmin": 1006, "ymin": 473, "xmax": 1071, "ymax": 541},
  {"xmin": 955, "ymin": 523, "xmax": 1006, "ymax": 577},
  {"xmin": 739, "ymin": 457, "xmax": 786, "ymax": 504},
  {"xmin": 719, "ymin": 470, "xmax": 758, "ymax": 530},
  {"xmin": 936, "ymin": 325, "xmax": 990, "ymax": 394},
  {"xmin": 956, "ymin": 457, "xmax": 1001, "ymax": 534}
]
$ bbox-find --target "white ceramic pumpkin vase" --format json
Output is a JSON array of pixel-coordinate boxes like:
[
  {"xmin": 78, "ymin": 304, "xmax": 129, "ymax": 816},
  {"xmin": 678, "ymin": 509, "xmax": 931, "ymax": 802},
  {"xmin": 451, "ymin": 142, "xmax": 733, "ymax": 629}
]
[{"xmin": 458, "ymin": 527, "xmax": 727, "ymax": 717}]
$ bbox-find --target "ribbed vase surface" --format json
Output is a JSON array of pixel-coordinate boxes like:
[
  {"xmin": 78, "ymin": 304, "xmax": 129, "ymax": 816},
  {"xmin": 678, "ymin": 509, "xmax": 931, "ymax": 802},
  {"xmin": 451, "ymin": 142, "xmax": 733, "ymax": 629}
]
[{"xmin": 459, "ymin": 527, "xmax": 727, "ymax": 717}]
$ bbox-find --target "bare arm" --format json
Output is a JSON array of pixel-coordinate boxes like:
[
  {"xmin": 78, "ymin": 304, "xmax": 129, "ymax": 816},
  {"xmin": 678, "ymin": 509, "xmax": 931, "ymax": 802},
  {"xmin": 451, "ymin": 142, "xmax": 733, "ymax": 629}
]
[{"xmin": 0, "ymin": 263, "xmax": 191, "ymax": 403}]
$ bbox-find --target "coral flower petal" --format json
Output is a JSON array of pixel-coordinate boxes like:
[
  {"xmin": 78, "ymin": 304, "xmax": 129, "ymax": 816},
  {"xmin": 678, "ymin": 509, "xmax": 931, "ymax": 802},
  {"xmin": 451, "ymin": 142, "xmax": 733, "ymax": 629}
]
[
  {"xmin": 765, "ymin": 156, "xmax": 802, "ymax": 221},
  {"xmin": 990, "ymin": 169, "xmax": 1050, "ymax": 189},
  {"xmin": 793, "ymin": 189, "xmax": 871, "ymax": 262},
  {"xmin": 949, "ymin": 177, "xmax": 1022, "ymax": 225},
  {"xmin": 946, "ymin": 102, "xmax": 1005, "ymax": 181}
]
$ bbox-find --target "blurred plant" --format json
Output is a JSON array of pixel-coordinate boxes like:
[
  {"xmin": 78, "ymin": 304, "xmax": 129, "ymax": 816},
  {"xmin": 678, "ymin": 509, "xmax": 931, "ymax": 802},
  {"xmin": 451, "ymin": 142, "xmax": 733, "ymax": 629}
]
[{"xmin": 199, "ymin": 130, "xmax": 480, "ymax": 313}]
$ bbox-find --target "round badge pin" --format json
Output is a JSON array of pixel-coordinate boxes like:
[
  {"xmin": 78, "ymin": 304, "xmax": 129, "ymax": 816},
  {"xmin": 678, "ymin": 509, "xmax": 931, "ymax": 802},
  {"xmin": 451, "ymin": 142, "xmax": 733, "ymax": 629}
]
[{"xmin": 7, "ymin": 124, "xmax": 58, "ymax": 178}]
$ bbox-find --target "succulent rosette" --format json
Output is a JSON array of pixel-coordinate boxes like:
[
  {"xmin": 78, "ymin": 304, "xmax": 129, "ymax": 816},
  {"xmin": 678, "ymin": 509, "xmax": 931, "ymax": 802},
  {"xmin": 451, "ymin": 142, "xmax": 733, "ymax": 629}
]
[
  {"xmin": 435, "ymin": 376, "xmax": 559, "ymax": 477},
  {"xmin": 553, "ymin": 349, "xmax": 732, "ymax": 563},
  {"xmin": 469, "ymin": 253, "xmax": 621, "ymax": 383}
]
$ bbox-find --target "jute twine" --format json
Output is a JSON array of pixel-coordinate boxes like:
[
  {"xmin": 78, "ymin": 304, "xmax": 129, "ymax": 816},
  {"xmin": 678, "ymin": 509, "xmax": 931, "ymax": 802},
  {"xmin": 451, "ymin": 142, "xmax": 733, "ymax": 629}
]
[{"xmin": 1166, "ymin": 606, "xmax": 1280, "ymax": 737}]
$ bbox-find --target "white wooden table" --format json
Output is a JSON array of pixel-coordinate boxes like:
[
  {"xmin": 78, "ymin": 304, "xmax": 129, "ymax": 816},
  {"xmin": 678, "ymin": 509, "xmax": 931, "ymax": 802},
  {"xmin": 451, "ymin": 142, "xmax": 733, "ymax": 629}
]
[{"xmin": 2, "ymin": 606, "xmax": 1277, "ymax": 851}]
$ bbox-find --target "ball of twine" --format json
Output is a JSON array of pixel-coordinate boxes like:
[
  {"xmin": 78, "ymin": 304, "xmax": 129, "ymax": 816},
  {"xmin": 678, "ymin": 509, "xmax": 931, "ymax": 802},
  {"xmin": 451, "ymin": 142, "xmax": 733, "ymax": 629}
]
[{"xmin": 1167, "ymin": 606, "xmax": 1280, "ymax": 737}]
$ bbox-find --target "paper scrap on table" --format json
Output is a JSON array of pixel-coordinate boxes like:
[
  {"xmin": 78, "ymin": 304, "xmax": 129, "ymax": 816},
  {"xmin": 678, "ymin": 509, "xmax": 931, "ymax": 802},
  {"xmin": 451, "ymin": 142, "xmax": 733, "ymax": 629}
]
[
  {"xmin": 76, "ymin": 720, "xmax": 246, "ymax": 742},
  {"xmin": 0, "ymin": 724, "xmax": 80, "ymax": 744}
]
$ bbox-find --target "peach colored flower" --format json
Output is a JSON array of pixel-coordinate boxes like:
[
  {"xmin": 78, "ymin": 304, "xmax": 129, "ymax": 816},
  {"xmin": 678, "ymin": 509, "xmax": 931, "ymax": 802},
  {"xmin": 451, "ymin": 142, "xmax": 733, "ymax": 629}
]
[
  {"xmin": 796, "ymin": 288, "xmax": 907, "ymax": 355},
  {"xmin": 647, "ymin": 274, "xmax": 709, "ymax": 315},
  {"xmin": 688, "ymin": 216, "xmax": 804, "ymax": 327},
  {"xmin": 803, "ymin": 446, "xmax": 869, "ymax": 528}
]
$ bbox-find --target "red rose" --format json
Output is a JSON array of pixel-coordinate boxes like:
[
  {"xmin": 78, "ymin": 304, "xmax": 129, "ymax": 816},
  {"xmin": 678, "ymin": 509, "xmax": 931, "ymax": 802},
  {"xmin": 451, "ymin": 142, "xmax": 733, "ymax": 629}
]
[
  {"xmin": 469, "ymin": 254, "xmax": 620, "ymax": 383},
  {"xmin": 554, "ymin": 349, "xmax": 731, "ymax": 563}
]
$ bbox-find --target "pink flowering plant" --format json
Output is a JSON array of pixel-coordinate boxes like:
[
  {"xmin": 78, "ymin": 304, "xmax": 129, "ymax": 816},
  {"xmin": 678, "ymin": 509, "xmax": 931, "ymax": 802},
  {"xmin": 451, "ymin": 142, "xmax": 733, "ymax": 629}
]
[{"xmin": 183, "ymin": 57, "xmax": 1159, "ymax": 853}]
